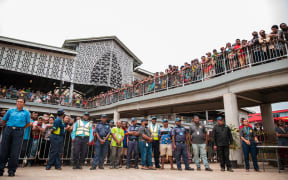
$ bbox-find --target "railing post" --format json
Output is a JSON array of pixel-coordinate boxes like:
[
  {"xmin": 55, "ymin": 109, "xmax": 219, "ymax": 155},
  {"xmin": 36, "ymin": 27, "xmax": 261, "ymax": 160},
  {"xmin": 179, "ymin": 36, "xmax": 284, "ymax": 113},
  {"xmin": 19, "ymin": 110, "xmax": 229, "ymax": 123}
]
[
  {"xmin": 166, "ymin": 75, "xmax": 169, "ymax": 90},
  {"xmin": 201, "ymin": 63, "xmax": 204, "ymax": 82},
  {"xmin": 154, "ymin": 78, "xmax": 156, "ymax": 93},
  {"xmin": 182, "ymin": 70, "xmax": 185, "ymax": 87},
  {"xmin": 222, "ymin": 54, "xmax": 227, "ymax": 74},
  {"xmin": 246, "ymin": 47, "xmax": 252, "ymax": 68}
]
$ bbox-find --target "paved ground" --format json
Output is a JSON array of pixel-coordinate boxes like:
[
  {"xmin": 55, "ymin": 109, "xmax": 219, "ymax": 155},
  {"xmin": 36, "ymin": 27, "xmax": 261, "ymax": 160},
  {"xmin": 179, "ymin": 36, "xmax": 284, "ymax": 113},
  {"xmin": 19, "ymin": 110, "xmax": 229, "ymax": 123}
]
[{"xmin": 1, "ymin": 163, "xmax": 287, "ymax": 180}]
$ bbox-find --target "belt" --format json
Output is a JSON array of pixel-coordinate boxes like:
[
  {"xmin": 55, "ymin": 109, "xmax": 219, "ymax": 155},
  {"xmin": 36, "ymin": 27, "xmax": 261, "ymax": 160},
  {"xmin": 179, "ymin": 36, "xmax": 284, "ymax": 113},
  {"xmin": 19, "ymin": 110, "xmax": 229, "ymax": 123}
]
[
  {"xmin": 76, "ymin": 136, "xmax": 89, "ymax": 139},
  {"xmin": 7, "ymin": 126, "xmax": 24, "ymax": 130},
  {"xmin": 129, "ymin": 139, "xmax": 138, "ymax": 142},
  {"xmin": 176, "ymin": 141, "xmax": 185, "ymax": 144}
]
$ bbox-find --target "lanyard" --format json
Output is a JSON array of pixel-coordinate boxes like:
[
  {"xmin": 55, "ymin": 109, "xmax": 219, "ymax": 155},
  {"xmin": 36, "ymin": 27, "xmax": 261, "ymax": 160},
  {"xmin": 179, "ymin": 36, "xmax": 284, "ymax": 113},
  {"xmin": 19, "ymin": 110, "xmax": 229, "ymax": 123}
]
[{"xmin": 245, "ymin": 127, "xmax": 250, "ymax": 140}]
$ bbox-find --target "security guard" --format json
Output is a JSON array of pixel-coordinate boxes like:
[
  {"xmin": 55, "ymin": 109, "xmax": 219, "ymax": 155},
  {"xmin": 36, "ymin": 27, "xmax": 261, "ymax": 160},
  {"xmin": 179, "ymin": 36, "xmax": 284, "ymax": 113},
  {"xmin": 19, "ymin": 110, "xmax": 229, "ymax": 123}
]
[
  {"xmin": 148, "ymin": 116, "xmax": 161, "ymax": 168},
  {"xmin": 0, "ymin": 97, "xmax": 31, "ymax": 177},
  {"xmin": 212, "ymin": 116, "xmax": 233, "ymax": 172},
  {"xmin": 71, "ymin": 112, "xmax": 93, "ymax": 169},
  {"xmin": 126, "ymin": 117, "xmax": 139, "ymax": 169},
  {"xmin": 172, "ymin": 118, "xmax": 194, "ymax": 171},
  {"xmin": 90, "ymin": 114, "xmax": 111, "ymax": 170},
  {"xmin": 46, "ymin": 109, "xmax": 65, "ymax": 170}
]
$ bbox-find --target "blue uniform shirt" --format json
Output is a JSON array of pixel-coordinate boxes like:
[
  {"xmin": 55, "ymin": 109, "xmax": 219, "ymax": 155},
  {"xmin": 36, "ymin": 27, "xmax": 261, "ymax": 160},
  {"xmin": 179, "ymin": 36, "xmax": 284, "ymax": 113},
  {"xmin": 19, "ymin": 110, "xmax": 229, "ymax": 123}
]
[
  {"xmin": 127, "ymin": 125, "xmax": 139, "ymax": 140},
  {"xmin": 95, "ymin": 122, "xmax": 110, "ymax": 140},
  {"xmin": 2, "ymin": 108, "xmax": 30, "ymax": 127},
  {"xmin": 52, "ymin": 117, "xmax": 65, "ymax": 136},
  {"xmin": 172, "ymin": 125, "xmax": 186, "ymax": 142},
  {"xmin": 71, "ymin": 120, "xmax": 94, "ymax": 142},
  {"xmin": 23, "ymin": 119, "xmax": 34, "ymax": 140}
]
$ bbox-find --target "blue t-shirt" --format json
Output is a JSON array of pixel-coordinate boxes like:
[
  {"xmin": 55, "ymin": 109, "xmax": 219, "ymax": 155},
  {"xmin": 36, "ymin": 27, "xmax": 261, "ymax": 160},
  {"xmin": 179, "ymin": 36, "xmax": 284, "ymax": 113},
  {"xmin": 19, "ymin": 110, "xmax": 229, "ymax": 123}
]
[
  {"xmin": 123, "ymin": 129, "xmax": 128, "ymax": 148},
  {"xmin": 3, "ymin": 108, "xmax": 30, "ymax": 127},
  {"xmin": 52, "ymin": 117, "xmax": 65, "ymax": 136},
  {"xmin": 159, "ymin": 127, "xmax": 172, "ymax": 144}
]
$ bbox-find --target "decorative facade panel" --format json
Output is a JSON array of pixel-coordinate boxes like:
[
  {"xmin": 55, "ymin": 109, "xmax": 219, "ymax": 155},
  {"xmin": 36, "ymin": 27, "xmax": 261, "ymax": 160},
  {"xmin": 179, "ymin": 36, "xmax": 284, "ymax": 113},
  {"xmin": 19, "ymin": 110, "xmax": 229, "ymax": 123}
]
[
  {"xmin": 73, "ymin": 40, "xmax": 134, "ymax": 89},
  {"xmin": 0, "ymin": 44, "xmax": 75, "ymax": 82}
]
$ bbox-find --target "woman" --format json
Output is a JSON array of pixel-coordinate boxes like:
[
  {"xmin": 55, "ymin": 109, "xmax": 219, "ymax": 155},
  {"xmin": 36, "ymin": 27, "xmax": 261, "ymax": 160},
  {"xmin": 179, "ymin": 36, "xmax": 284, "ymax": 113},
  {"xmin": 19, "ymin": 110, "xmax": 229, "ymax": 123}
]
[{"xmin": 240, "ymin": 119, "xmax": 260, "ymax": 172}]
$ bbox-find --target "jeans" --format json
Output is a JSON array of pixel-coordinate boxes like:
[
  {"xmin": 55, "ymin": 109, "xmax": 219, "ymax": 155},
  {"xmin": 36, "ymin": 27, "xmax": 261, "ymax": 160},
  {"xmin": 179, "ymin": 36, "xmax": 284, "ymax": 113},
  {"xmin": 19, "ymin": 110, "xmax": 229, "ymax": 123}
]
[
  {"xmin": 29, "ymin": 138, "xmax": 39, "ymax": 157},
  {"xmin": 139, "ymin": 141, "xmax": 152, "ymax": 167},
  {"xmin": 110, "ymin": 146, "xmax": 122, "ymax": 167},
  {"xmin": 92, "ymin": 140, "xmax": 109, "ymax": 167},
  {"xmin": 47, "ymin": 134, "xmax": 64, "ymax": 169},
  {"xmin": 242, "ymin": 141, "xmax": 259, "ymax": 170},
  {"xmin": 192, "ymin": 143, "xmax": 209, "ymax": 168},
  {"xmin": 0, "ymin": 127, "xmax": 24, "ymax": 174}
]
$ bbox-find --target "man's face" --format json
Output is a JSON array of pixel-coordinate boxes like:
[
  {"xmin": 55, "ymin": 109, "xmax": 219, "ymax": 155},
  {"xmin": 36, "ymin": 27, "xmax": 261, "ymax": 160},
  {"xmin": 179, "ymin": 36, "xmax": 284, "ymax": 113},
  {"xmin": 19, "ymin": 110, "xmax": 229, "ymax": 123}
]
[
  {"xmin": 252, "ymin": 32, "xmax": 258, "ymax": 37},
  {"xmin": 236, "ymin": 39, "xmax": 241, "ymax": 45},
  {"xmin": 152, "ymin": 119, "xmax": 156, "ymax": 124},
  {"xmin": 176, "ymin": 121, "xmax": 181, "ymax": 126},
  {"xmin": 280, "ymin": 23, "xmax": 287, "ymax": 30},
  {"xmin": 16, "ymin": 99, "xmax": 25, "ymax": 110},
  {"xmin": 38, "ymin": 118, "xmax": 43, "ymax": 124},
  {"xmin": 49, "ymin": 118, "xmax": 54, "ymax": 124},
  {"xmin": 122, "ymin": 122, "xmax": 127, "ymax": 129},
  {"xmin": 243, "ymin": 120, "xmax": 249, "ymax": 126},
  {"xmin": 163, "ymin": 122, "xmax": 168, "ymax": 127},
  {"xmin": 131, "ymin": 120, "xmax": 136, "ymax": 126},
  {"xmin": 117, "ymin": 121, "xmax": 122, "ymax": 128},
  {"xmin": 83, "ymin": 115, "xmax": 89, "ymax": 121},
  {"xmin": 32, "ymin": 113, "xmax": 38, "ymax": 120},
  {"xmin": 217, "ymin": 120, "xmax": 224, "ymax": 125},
  {"xmin": 101, "ymin": 117, "xmax": 107, "ymax": 123},
  {"xmin": 272, "ymin": 27, "xmax": 278, "ymax": 33},
  {"xmin": 194, "ymin": 117, "xmax": 200, "ymax": 124},
  {"xmin": 64, "ymin": 116, "xmax": 70, "ymax": 123}
]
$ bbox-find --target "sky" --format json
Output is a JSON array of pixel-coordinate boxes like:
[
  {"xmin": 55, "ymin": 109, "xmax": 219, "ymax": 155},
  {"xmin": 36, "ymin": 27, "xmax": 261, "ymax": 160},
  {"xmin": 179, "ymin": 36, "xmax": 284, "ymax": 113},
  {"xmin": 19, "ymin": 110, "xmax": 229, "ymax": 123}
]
[{"xmin": 0, "ymin": 0, "xmax": 287, "ymax": 112}]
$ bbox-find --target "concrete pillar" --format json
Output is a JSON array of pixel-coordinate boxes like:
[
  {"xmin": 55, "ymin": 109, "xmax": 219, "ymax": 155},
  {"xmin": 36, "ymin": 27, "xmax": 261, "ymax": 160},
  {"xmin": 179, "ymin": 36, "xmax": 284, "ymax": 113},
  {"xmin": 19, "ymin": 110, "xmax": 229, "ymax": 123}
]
[
  {"xmin": 260, "ymin": 103, "xmax": 276, "ymax": 143},
  {"xmin": 113, "ymin": 109, "xmax": 120, "ymax": 124},
  {"xmin": 69, "ymin": 82, "xmax": 74, "ymax": 104},
  {"xmin": 223, "ymin": 93, "xmax": 242, "ymax": 165}
]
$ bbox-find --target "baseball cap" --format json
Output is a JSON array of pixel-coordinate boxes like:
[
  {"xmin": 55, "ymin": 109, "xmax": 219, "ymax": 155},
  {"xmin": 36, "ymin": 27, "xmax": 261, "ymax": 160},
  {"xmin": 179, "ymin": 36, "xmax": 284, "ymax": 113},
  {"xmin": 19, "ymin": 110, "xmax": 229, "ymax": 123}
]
[
  {"xmin": 101, "ymin": 114, "xmax": 107, "ymax": 118},
  {"xmin": 162, "ymin": 119, "xmax": 168, "ymax": 123},
  {"xmin": 216, "ymin": 116, "xmax": 223, "ymax": 121},
  {"xmin": 83, "ymin": 112, "xmax": 89, "ymax": 116},
  {"xmin": 151, "ymin": 116, "xmax": 157, "ymax": 120},
  {"xmin": 141, "ymin": 118, "xmax": 148, "ymax": 123},
  {"xmin": 175, "ymin": 118, "xmax": 181, "ymax": 122},
  {"xmin": 131, "ymin": 117, "xmax": 137, "ymax": 122}
]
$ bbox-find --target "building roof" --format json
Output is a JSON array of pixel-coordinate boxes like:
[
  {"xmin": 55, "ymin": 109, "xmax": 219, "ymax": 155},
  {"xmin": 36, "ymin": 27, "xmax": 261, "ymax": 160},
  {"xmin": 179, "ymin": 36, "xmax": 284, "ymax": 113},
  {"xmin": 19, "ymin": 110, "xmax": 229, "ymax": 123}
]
[
  {"xmin": 134, "ymin": 67, "xmax": 154, "ymax": 77},
  {"xmin": 62, "ymin": 36, "xmax": 142, "ymax": 67},
  {"xmin": 0, "ymin": 36, "xmax": 77, "ymax": 56}
]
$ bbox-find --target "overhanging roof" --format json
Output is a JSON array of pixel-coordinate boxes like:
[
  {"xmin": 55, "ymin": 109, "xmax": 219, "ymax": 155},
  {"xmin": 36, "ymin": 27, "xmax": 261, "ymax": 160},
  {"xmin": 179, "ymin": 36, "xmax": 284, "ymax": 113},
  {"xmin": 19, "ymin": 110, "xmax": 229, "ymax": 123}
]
[
  {"xmin": 0, "ymin": 36, "xmax": 77, "ymax": 56},
  {"xmin": 62, "ymin": 36, "xmax": 142, "ymax": 67}
]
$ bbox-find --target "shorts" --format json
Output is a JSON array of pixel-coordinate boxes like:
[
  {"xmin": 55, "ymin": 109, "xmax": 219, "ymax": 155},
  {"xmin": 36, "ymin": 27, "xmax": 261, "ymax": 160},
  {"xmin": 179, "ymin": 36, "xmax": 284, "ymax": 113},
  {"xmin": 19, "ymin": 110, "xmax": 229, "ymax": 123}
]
[
  {"xmin": 160, "ymin": 144, "xmax": 172, "ymax": 156},
  {"xmin": 121, "ymin": 147, "xmax": 127, "ymax": 156}
]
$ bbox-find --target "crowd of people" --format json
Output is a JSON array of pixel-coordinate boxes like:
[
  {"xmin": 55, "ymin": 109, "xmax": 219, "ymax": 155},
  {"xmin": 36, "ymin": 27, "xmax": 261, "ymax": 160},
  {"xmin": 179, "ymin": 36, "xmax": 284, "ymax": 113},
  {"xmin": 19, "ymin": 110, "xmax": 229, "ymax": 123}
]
[
  {"xmin": 0, "ymin": 97, "xmax": 288, "ymax": 177},
  {"xmin": 2, "ymin": 23, "xmax": 287, "ymax": 108}
]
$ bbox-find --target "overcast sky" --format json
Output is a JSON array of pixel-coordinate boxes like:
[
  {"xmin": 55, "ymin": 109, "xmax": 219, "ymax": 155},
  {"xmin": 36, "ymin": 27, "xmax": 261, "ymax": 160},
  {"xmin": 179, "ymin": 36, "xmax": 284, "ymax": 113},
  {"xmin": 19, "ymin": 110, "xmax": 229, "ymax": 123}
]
[{"xmin": 0, "ymin": 0, "xmax": 287, "ymax": 112}]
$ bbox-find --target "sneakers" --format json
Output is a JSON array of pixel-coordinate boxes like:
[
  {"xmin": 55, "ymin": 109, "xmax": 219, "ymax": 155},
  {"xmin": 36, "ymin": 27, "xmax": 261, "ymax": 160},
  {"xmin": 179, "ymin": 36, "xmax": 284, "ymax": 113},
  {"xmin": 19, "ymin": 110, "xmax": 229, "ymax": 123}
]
[
  {"xmin": 99, "ymin": 165, "xmax": 104, "ymax": 169},
  {"xmin": 8, "ymin": 172, "xmax": 15, "ymax": 177},
  {"xmin": 46, "ymin": 167, "xmax": 51, "ymax": 170},
  {"xmin": 197, "ymin": 167, "xmax": 201, "ymax": 171},
  {"xmin": 55, "ymin": 167, "xmax": 62, "ymax": 170},
  {"xmin": 205, "ymin": 167, "xmax": 213, "ymax": 171},
  {"xmin": 227, "ymin": 168, "xmax": 234, "ymax": 172},
  {"xmin": 90, "ymin": 166, "xmax": 96, "ymax": 170},
  {"xmin": 185, "ymin": 167, "xmax": 194, "ymax": 171}
]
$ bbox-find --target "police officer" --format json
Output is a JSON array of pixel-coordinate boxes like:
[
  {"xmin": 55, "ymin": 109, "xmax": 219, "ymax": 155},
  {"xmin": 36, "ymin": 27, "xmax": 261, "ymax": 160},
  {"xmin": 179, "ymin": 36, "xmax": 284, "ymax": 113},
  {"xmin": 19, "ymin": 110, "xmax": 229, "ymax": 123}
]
[
  {"xmin": 212, "ymin": 116, "xmax": 233, "ymax": 172},
  {"xmin": 106, "ymin": 120, "xmax": 114, "ymax": 164},
  {"xmin": 172, "ymin": 118, "xmax": 194, "ymax": 171},
  {"xmin": 46, "ymin": 109, "xmax": 65, "ymax": 170},
  {"xmin": 71, "ymin": 112, "xmax": 93, "ymax": 169},
  {"xmin": 148, "ymin": 116, "xmax": 161, "ymax": 168},
  {"xmin": 0, "ymin": 97, "xmax": 31, "ymax": 177},
  {"xmin": 126, "ymin": 117, "xmax": 139, "ymax": 169},
  {"xmin": 90, "ymin": 114, "xmax": 111, "ymax": 170}
]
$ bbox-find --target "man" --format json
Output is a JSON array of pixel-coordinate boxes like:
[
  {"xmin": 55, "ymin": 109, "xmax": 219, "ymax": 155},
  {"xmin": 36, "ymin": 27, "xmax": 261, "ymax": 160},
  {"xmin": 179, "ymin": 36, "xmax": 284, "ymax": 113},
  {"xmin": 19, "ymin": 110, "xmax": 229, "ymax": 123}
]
[
  {"xmin": 46, "ymin": 109, "xmax": 65, "ymax": 170},
  {"xmin": 159, "ymin": 119, "xmax": 175, "ymax": 170},
  {"xmin": 190, "ymin": 116, "xmax": 213, "ymax": 171},
  {"xmin": 90, "ymin": 114, "xmax": 111, "ymax": 170},
  {"xmin": 71, "ymin": 112, "xmax": 93, "ymax": 169},
  {"xmin": 120, "ymin": 121, "xmax": 128, "ymax": 168},
  {"xmin": 110, "ymin": 121, "xmax": 124, "ymax": 169},
  {"xmin": 139, "ymin": 118, "xmax": 155, "ymax": 170},
  {"xmin": 106, "ymin": 120, "xmax": 114, "ymax": 165},
  {"xmin": 212, "ymin": 116, "xmax": 233, "ymax": 172},
  {"xmin": 279, "ymin": 23, "xmax": 288, "ymax": 44},
  {"xmin": 63, "ymin": 115, "xmax": 73, "ymax": 165},
  {"xmin": 0, "ymin": 97, "xmax": 31, "ymax": 177},
  {"xmin": 148, "ymin": 116, "xmax": 161, "ymax": 168},
  {"xmin": 126, "ymin": 117, "xmax": 139, "ymax": 169},
  {"xmin": 172, "ymin": 118, "xmax": 194, "ymax": 171},
  {"xmin": 275, "ymin": 120, "xmax": 288, "ymax": 170}
]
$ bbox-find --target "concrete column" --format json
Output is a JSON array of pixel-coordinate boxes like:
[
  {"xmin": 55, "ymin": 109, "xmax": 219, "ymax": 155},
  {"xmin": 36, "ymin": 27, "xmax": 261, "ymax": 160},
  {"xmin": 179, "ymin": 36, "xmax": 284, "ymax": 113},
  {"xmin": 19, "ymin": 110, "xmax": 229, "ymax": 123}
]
[
  {"xmin": 113, "ymin": 109, "xmax": 120, "ymax": 124},
  {"xmin": 223, "ymin": 93, "xmax": 242, "ymax": 165},
  {"xmin": 260, "ymin": 103, "xmax": 276, "ymax": 143},
  {"xmin": 69, "ymin": 82, "xmax": 74, "ymax": 104}
]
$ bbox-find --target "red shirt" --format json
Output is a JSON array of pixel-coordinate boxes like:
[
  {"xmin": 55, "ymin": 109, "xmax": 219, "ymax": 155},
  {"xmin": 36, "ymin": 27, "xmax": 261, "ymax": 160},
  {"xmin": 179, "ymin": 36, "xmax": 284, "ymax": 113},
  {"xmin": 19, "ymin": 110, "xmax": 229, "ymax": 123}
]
[{"xmin": 239, "ymin": 124, "xmax": 252, "ymax": 130}]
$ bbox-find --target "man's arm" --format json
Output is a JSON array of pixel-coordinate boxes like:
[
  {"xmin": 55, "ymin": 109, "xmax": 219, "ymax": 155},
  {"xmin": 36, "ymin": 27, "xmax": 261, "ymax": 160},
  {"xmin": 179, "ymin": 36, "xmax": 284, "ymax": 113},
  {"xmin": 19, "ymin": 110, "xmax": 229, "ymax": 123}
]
[{"xmin": 2, "ymin": 109, "xmax": 11, "ymax": 126}]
